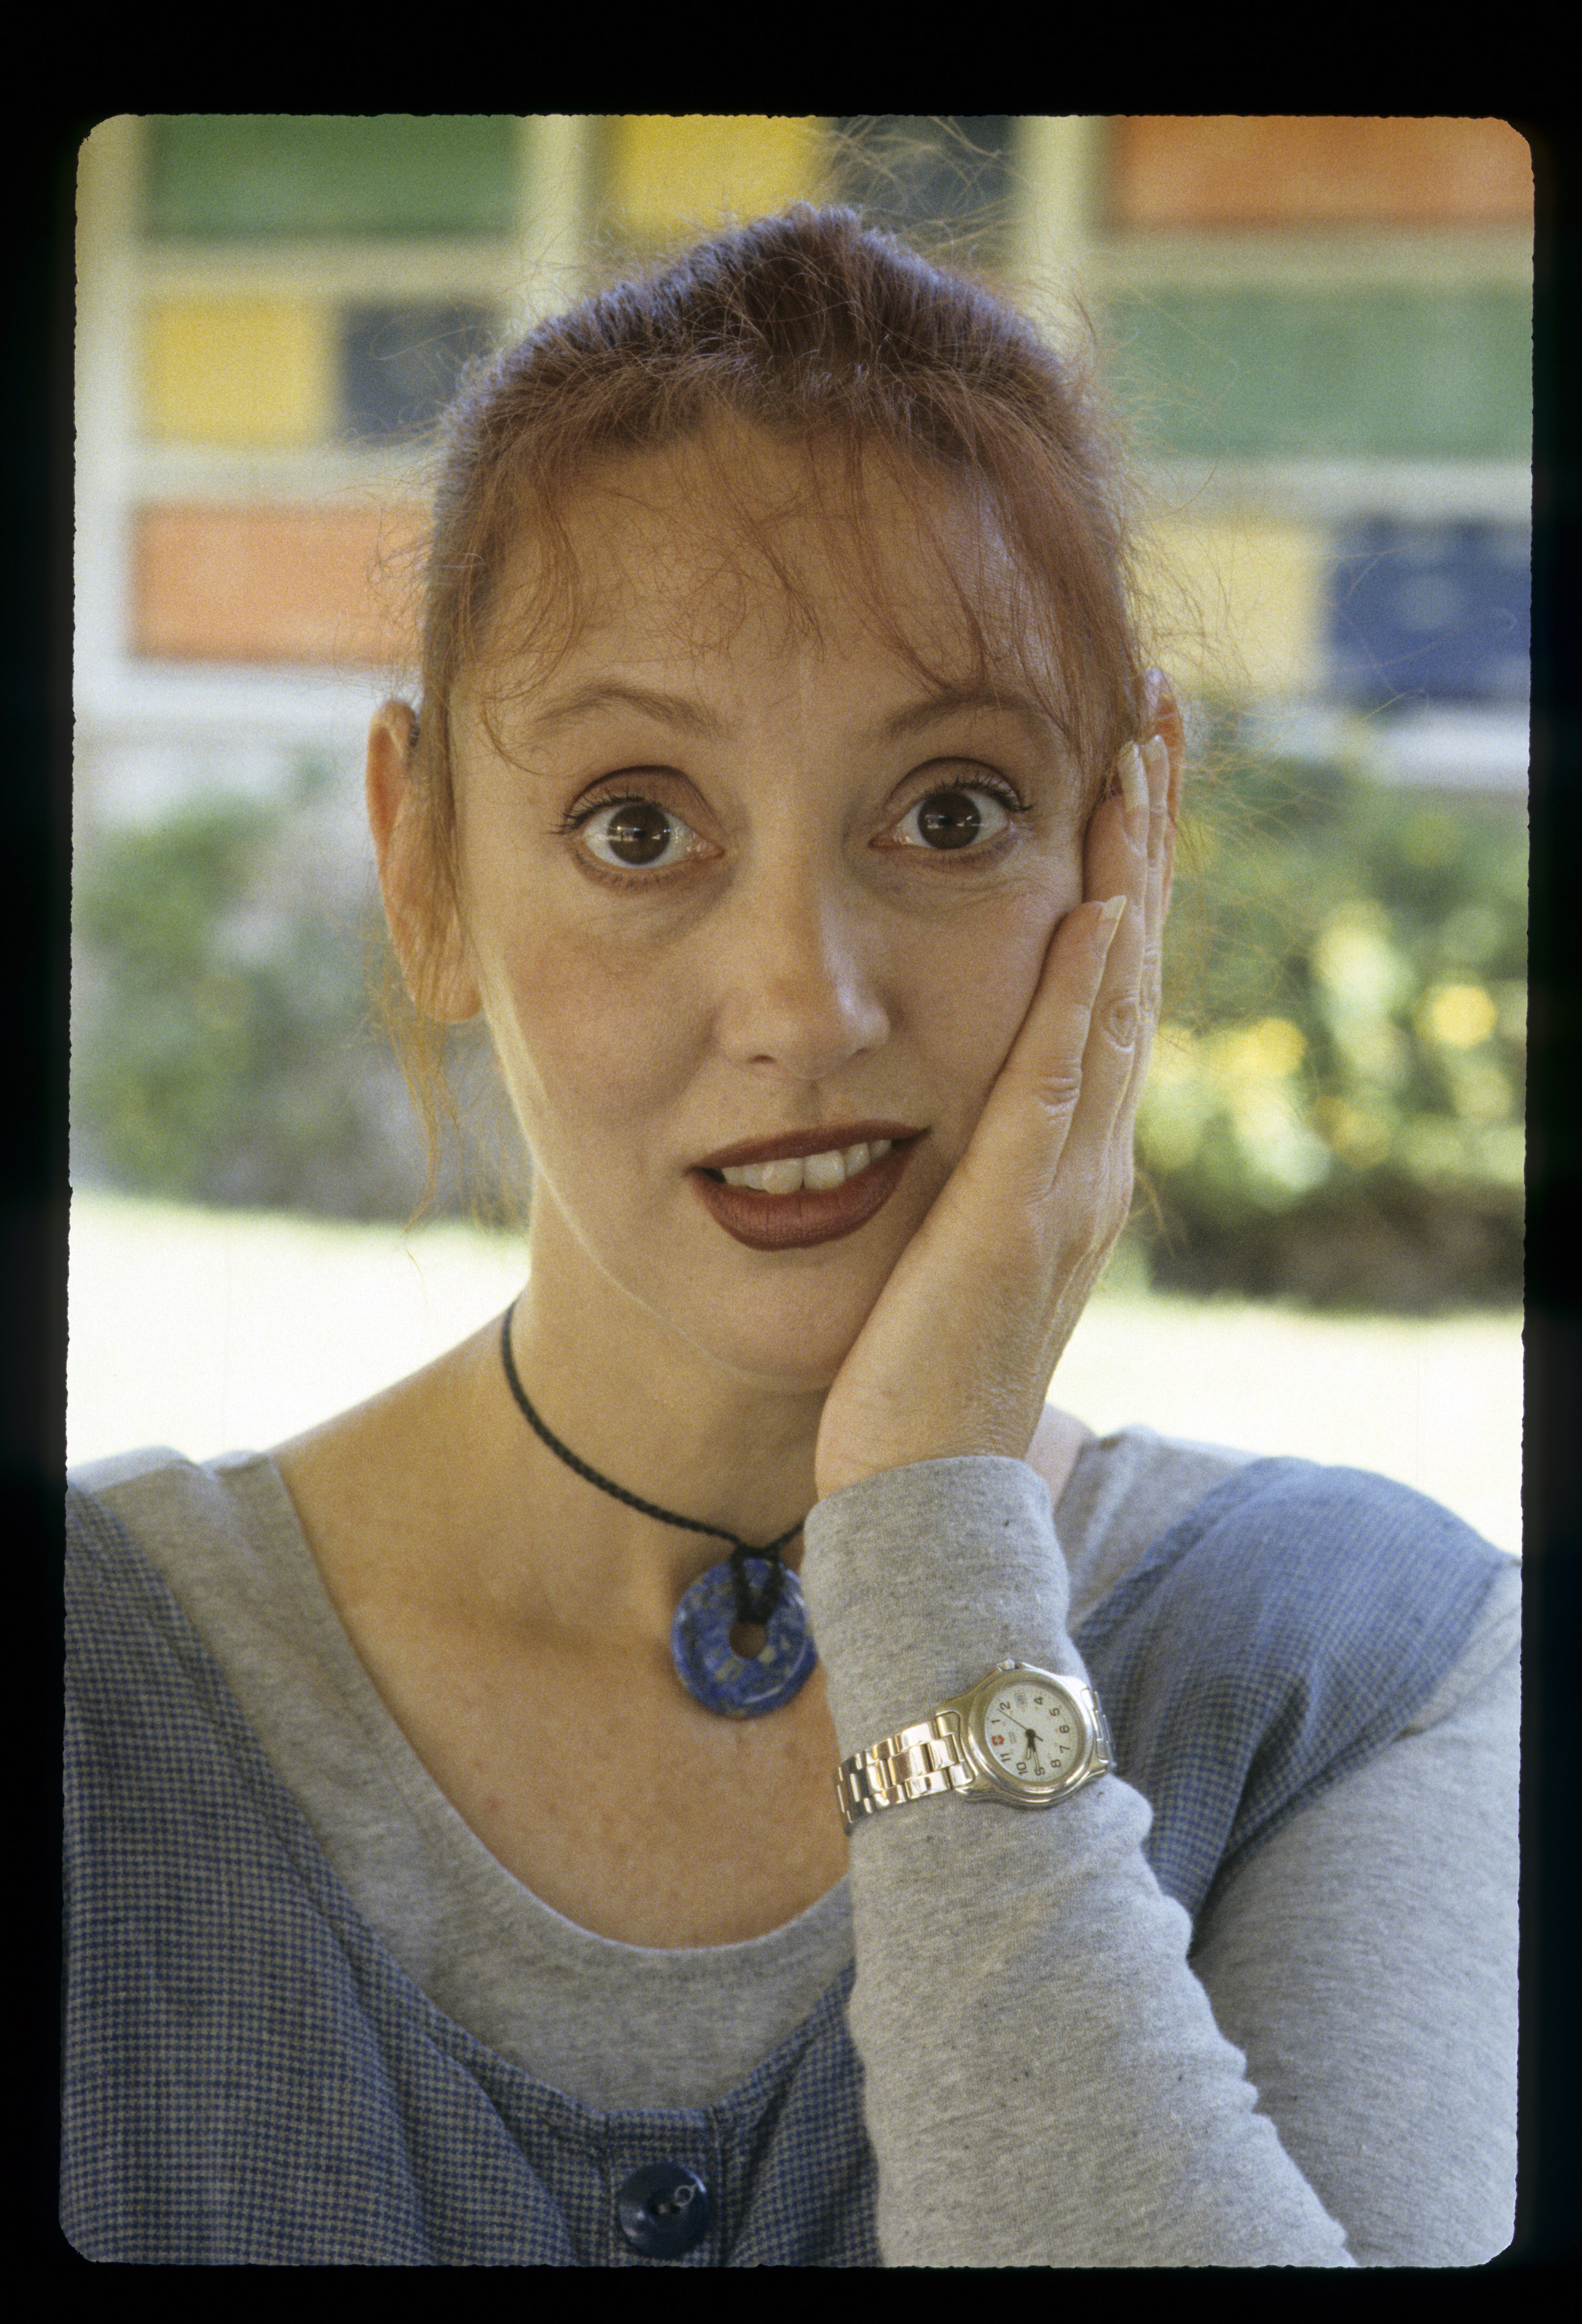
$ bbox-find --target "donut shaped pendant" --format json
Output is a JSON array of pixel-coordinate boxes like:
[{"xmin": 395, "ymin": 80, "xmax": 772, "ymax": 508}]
[{"xmin": 670, "ymin": 1556, "xmax": 818, "ymax": 1718}]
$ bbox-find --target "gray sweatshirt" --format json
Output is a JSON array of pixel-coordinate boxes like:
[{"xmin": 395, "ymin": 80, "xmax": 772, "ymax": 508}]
[{"xmin": 65, "ymin": 1427, "xmax": 1519, "ymax": 2266}]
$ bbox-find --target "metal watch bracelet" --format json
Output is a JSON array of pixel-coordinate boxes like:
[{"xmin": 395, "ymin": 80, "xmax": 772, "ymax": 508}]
[
  {"xmin": 836, "ymin": 1667, "xmax": 1111, "ymax": 1835},
  {"xmin": 836, "ymin": 1709, "xmax": 978, "ymax": 1832}
]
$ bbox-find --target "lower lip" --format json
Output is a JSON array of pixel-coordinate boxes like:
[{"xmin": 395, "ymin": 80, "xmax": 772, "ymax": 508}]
[{"xmin": 691, "ymin": 1141, "xmax": 917, "ymax": 1251}]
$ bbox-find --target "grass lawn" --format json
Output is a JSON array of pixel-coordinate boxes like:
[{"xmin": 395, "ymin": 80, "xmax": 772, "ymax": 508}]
[{"xmin": 66, "ymin": 1188, "xmax": 1523, "ymax": 1557}]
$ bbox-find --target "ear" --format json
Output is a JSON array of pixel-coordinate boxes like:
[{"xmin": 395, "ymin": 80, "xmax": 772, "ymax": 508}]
[{"xmin": 366, "ymin": 700, "xmax": 481, "ymax": 1024}]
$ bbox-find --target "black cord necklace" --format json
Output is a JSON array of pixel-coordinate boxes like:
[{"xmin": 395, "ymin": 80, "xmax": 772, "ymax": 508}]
[{"xmin": 498, "ymin": 1302, "xmax": 818, "ymax": 1718}]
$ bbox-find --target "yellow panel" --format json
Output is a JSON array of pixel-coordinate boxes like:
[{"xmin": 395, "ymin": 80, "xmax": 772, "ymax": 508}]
[
  {"xmin": 143, "ymin": 296, "xmax": 336, "ymax": 448},
  {"xmin": 1138, "ymin": 516, "xmax": 1325, "ymax": 700},
  {"xmin": 608, "ymin": 116, "xmax": 831, "ymax": 240}
]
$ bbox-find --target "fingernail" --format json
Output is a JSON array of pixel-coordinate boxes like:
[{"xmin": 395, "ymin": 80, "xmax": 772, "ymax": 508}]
[
  {"xmin": 1117, "ymin": 742, "xmax": 1147, "ymax": 839},
  {"xmin": 1097, "ymin": 893, "xmax": 1127, "ymax": 946}
]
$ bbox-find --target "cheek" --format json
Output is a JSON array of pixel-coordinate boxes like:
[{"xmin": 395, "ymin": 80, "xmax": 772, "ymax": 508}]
[
  {"xmin": 911, "ymin": 869, "xmax": 1083, "ymax": 1100},
  {"xmin": 481, "ymin": 921, "xmax": 703, "ymax": 1145}
]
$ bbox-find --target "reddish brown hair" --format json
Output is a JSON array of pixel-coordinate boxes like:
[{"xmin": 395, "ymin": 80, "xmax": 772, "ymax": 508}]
[{"xmin": 387, "ymin": 203, "xmax": 1160, "ymax": 1208}]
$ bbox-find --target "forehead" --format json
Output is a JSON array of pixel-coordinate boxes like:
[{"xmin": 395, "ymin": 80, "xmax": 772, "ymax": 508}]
[{"xmin": 481, "ymin": 422, "xmax": 1045, "ymax": 691}]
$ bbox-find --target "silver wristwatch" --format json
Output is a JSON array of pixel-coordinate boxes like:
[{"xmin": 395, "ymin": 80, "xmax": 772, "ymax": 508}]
[{"xmin": 836, "ymin": 1659, "xmax": 1113, "ymax": 1835}]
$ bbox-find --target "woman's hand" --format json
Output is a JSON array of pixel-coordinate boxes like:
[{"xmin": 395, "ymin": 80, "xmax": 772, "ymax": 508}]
[{"xmin": 814, "ymin": 698, "xmax": 1180, "ymax": 1500}]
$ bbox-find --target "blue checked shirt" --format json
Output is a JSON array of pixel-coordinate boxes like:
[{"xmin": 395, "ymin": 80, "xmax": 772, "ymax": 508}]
[{"xmin": 62, "ymin": 1457, "xmax": 1508, "ymax": 2265}]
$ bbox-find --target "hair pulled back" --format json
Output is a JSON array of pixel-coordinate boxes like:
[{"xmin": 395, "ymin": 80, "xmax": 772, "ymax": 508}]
[
  {"xmin": 389, "ymin": 203, "xmax": 1157, "ymax": 1209},
  {"xmin": 412, "ymin": 202, "xmax": 1148, "ymax": 875}
]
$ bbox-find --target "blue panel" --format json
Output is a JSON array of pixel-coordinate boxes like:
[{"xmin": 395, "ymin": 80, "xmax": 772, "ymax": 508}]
[
  {"xmin": 1326, "ymin": 522, "xmax": 1530, "ymax": 708},
  {"xmin": 340, "ymin": 302, "xmax": 500, "ymax": 443}
]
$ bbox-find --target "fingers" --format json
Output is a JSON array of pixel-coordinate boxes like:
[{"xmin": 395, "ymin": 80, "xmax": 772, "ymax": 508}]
[
  {"xmin": 1129, "ymin": 734, "xmax": 1172, "ymax": 1105},
  {"xmin": 962, "ymin": 731, "xmax": 1172, "ymax": 1225},
  {"xmin": 1075, "ymin": 742, "xmax": 1154, "ymax": 1092},
  {"xmin": 1044, "ymin": 733, "xmax": 1170, "ymax": 1202}
]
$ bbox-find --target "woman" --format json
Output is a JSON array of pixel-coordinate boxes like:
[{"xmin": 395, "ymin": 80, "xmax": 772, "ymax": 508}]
[{"xmin": 63, "ymin": 207, "xmax": 1519, "ymax": 2266}]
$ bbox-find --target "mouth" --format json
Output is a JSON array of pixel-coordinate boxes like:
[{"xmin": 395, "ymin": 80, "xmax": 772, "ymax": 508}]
[{"xmin": 690, "ymin": 1123, "xmax": 924, "ymax": 1252}]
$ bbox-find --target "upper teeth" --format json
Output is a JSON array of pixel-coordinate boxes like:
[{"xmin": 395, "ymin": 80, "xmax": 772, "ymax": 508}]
[{"xmin": 722, "ymin": 1139, "xmax": 892, "ymax": 1193}]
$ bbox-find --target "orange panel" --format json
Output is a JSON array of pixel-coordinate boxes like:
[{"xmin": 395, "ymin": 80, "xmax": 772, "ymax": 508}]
[
  {"xmin": 1111, "ymin": 118, "xmax": 1533, "ymax": 230},
  {"xmin": 133, "ymin": 504, "xmax": 427, "ymax": 666}
]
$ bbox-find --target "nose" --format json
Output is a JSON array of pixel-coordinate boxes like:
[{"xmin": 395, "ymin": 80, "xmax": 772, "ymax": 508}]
[{"xmin": 712, "ymin": 849, "xmax": 891, "ymax": 1083}]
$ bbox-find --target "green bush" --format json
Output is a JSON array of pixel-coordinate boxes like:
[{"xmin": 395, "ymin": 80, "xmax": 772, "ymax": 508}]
[
  {"xmin": 1129, "ymin": 744, "xmax": 1525, "ymax": 1309},
  {"xmin": 72, "ymin": 770, "xmax": 445, "ymax": 1220}
]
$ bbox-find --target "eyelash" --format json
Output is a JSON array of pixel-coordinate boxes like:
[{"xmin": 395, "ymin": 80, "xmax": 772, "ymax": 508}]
[{"xmin": 554, "ymin": 776, "xmax": 1030, "ymax": 884}]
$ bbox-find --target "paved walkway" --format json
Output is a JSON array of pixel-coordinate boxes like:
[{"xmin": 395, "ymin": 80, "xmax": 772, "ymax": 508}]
[{"xmin": 66, "ymin": 1189, "xmax": 1523, "ymax": 1556}]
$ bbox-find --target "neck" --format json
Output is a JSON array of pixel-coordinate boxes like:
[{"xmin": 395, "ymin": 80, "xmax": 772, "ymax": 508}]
[{"xmin": 503, "ymin": 1205, "xmax": 829, "ymax": 1604}]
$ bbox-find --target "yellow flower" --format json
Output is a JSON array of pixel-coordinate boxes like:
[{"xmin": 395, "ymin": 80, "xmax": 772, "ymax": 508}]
[
  {"xmin": 1419, "ymin": 983, "xmax": 1499, "ymax": 1051},
  {"xmin": 1204, "ymin": 1017, "xmax": 1306, "ymax": 1087}
]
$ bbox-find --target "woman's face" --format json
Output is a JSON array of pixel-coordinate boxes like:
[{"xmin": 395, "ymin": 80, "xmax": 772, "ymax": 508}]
[{"xmin": 441, "ymin": 429, "xmax": 1090, "ymax": 1392}]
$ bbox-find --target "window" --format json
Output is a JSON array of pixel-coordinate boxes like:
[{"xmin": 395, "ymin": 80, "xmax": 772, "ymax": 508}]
[
  {"xmin": 1328, "ymin": 522, "xmax": 1530, "ymax": 709},
  {"xmin": 340, "ymin": 301, "xmax": 500, "ymax": 442}
]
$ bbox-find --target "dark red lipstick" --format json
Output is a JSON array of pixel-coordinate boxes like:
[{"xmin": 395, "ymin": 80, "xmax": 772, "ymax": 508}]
[{"xmin": 691, "ymin": 1122, "xmax": 923, "ymax": 1252}]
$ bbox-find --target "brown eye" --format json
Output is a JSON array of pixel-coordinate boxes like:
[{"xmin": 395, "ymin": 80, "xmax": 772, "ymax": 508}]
[
  {"xmin": 607, "ymin": 802, "xmax": 670, "ymax": 862},
  {"xmin": 582, "ymin": 798, "xmax": 693, "ymax": 869},
  {"xmin": 919, "ymin": 791, "xmax": 981, "ymax": 848},
  {"xmin": 896, "ymin": 786, "xmax": 1012, "ymax": 852}
]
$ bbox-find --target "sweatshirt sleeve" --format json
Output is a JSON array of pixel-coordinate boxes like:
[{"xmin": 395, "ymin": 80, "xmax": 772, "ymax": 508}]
[
  {"xmin": 1182, "ymin": 1553, "xmax": 1520, "ymax": 2267},
  {"xmin": 800, "ymin": 1454, "xmax": 1365, "ymax": 2269}
]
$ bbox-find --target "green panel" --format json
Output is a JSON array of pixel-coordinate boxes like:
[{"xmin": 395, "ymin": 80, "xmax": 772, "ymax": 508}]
[
  {"xmin": 1106, "ymin": 288, "xmax": 1531, "ymax": 462},
  {"xmin": 147, "ymin": 116, "xmax": 519, "ymax": 239}
]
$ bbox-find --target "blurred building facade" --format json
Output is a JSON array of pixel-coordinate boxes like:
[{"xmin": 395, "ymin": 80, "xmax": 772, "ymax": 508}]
[{"xmin": 75, "ymin": 114, "xmax": 1532, "ymax": 835}]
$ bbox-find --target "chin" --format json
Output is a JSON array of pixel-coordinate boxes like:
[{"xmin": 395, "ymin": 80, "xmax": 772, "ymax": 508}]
[
  {"xmin": 675, "ymin": 1265, "xmax": 886, "ymax": 1395},
  {"xmin": 536, "ymin": 1165, "xmax": 918, "ymax": 1394}
]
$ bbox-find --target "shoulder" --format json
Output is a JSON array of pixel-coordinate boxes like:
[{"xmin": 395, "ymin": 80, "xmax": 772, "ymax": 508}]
[
  {"xmin": 66, "ymin": 1445, "xmax": 312, "ymax": 1709},
  {"xmin": 1057, "ymin": 1425, "xmax": 1257, "ymax": 1623},
  {"xmin": 70, "ymin": 1442, "xmax": 199, "ymax": 1507},
  {"xmin": 66, "ymin": 1453, "xmax": 263, "ymax": 1823},
  {"xmin": 1080, "ymin": 1446, "xmax": 1514, "ymax": 1689},
  {"xmin": 1069, "ymin": 1431, "xmax": 1514, "ymax": 1649},
  {"xmin": 1071, "ymin": 1445, "xmax": 1517, "ymax": 1919},
  {"xmin": 1164, "ymin": 1452, "xmax": 1510, "ymax": 1626},
  {"xmin": 68, "ymin": 1445, "xmax": 214, "ymax": 1592},
  {"xmin": 68, "ymin": 1444, "xmax": 277, "ymax": 1583}
]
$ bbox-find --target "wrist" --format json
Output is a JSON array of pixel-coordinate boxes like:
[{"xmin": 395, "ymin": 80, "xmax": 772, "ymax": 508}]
[
  {"xmin": 800, "ymin": 1456, "xmax": 1079, "ymax": 1758},
  {"xmin": 816, "ymin": 1415, "xmax": 1048, "ymax": 1503}
]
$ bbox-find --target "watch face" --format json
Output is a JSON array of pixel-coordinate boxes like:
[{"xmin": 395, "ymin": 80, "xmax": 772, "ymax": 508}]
[{"xmin": 979, "ymin": 1675, "xmax": 1086, "ymax": 1789}]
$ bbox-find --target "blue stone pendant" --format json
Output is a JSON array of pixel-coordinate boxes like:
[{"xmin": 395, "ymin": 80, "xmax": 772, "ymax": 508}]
[{"xmin": 670, "ymin": 1556, "xmax": 818, "ymax": 1718}]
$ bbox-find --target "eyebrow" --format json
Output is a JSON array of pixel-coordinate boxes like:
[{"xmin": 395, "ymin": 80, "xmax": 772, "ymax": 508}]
[
  {"xmin": 867, "ymin": 682, "xmax": 1063, "ymax": 748},
  {"xmin": 520, "ymin": 680, "xmax": 733, "ymax": 742},
  {"xmin": 520, "ymin": 676, "xmax": 1062, "ymax": 752}
]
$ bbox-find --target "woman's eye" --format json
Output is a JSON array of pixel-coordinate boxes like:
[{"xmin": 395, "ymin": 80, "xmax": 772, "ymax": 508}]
[
  {"xmin": 578, "ymin": 798, "xmax": 703, "ymax": 871},
  {"xmin": 893, "ymin": 786, "xmax": 1014, "ymax": 853}
]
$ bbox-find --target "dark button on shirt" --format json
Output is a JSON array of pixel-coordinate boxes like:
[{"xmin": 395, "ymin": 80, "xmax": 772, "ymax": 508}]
[{"xmin": 616, "ymin": 2161, "xmax": 712, "ymax": 2258}]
